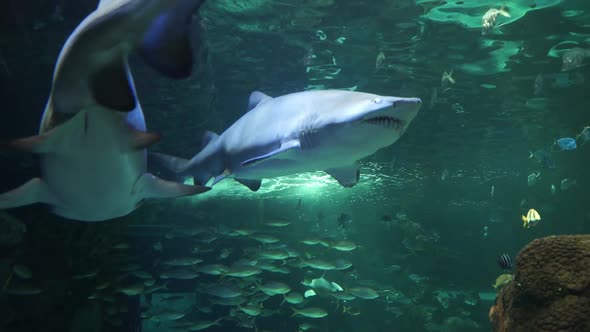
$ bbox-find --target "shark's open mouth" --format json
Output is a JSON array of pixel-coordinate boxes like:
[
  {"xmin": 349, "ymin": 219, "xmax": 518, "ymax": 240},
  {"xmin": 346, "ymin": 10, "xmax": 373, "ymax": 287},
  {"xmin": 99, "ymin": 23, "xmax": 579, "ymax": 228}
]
[{"xmin": 363, "ymin": 116, "xmax": 402, "ymax": 129}]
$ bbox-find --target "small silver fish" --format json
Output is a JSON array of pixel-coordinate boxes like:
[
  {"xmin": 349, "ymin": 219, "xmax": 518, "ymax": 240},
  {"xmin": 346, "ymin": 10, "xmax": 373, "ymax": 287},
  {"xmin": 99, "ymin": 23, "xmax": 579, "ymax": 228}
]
[
  {"xmin": 375, "ymin": 51, "xmax": 385, "ymax": 70},
  {"xmin": 560, "ymin": 178, "xmax": 577, "ymax": 191}
]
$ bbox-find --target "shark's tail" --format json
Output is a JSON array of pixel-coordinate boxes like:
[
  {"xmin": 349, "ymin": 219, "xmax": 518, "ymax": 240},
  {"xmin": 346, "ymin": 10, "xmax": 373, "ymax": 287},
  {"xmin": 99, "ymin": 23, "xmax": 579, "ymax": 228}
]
[
  {"xmin": 138, "ymin": 0, "xmax": 208, "ymax": 79},
  {"xmin": 150, "ymin": 131, "xmax": 220, "ymax": 186},
  {"xmin": 150, "ymin": 152, "xmax": 211, "ymax": 186},
  {"xmin": 150, "ymin": 153, "xmax": 190, "ymax": 174}
]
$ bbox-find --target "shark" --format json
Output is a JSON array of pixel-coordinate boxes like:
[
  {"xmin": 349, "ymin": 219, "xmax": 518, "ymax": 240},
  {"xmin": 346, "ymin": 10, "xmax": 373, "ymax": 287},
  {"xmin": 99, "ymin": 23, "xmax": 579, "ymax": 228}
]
[
  {"xmin": 0, "ymin": 0, "xmax": 210, "ymax": 221},
  {"xmin": 152, "ymin": 90, "xmax": 422, "ymax": 191}
]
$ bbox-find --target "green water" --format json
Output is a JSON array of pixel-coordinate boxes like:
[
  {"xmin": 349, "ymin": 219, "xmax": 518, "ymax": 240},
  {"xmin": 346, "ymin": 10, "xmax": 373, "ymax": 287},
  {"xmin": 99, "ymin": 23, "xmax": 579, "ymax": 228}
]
[{"xmin": 1, "ymin": 0, "xmax": 590, "ymax": 331}]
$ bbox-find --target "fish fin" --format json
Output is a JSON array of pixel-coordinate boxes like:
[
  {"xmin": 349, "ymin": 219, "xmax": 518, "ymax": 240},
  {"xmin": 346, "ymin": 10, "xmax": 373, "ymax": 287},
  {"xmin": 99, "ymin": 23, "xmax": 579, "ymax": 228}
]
[
  {"xmin": 521, "ymin": 215, "xmax": 527, "ymax": 222},
  {"xmin": 2, "ymin": 133, "xmax": 53, "ymax": 153},
  {"xmin": 234, "ymin": 178, "xmax": 262, "ymax": 192},
  {"xmin": 211, "ymin": 170, "xmax": 230, "ymax": 186},
  {"xmin": 241, "ymin": 140, "xmax": 300, "ymax": 168},
  {"xmin": 150, "ymin": 152, "xmax": 191, "ymax": 173},
  {"xmin": 498, "ymin": 9, "xmax": 511, "ymax": 18},
  {"xmin": 0, "ymin": 178, "xmax": 59, "ymax": 209},
  {"xmin": 129, "ymin": 129, "xmax": 161, "ymax": 150},
  {"xmin": 90, "ymin": 60, "xmax": 136, "ymax": 112},
  {"xmin": 247, "ymin": 91, "xmax": 273, "ymax": 111},
  {"xmin": 133, "ymin": 173, "xmax": 210, "ymax": 199},
  {"xmin": 3, "ymin": 111, "xmax": 90, "ymax": 153},
  {"xmin": 201, "ymin": 131, "xmax": 219, "ymax": 150},
  {"xmin": 325, "ymin": 163, "xmax": 361, "ymax": 188},
  {"xmin": 139, "ymin": 0, "xmax": 206, "ymax": 79}
]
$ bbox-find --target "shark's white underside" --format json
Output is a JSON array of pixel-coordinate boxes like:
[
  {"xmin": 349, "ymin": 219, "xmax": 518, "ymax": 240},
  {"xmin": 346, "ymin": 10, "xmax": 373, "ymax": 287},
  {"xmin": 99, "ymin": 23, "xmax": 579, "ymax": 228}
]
[{"xmin": 0, "ymin": 0, "xmax": 208, "ymax": 221}]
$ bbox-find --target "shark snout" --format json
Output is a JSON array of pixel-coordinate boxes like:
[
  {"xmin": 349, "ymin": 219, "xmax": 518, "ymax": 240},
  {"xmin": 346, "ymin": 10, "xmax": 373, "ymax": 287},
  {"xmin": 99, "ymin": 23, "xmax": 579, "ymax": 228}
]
[
  {"xmin": 389, "ymin": 97, "xmax": 422, "ymax": 111},
  {"xmin": 361, "ymin": 96, "xmax": 422, "ymax": 129},
  {"xmin": 389, "ymin": 97, "xmax": 421, "ymax": 124}
]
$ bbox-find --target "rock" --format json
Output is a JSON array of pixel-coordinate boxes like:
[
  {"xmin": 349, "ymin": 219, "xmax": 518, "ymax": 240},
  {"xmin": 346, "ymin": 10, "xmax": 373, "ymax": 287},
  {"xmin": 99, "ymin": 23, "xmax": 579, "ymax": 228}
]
[{"xmin": 489, "ymin": 235, "xmax": 590, "ymax": 331}]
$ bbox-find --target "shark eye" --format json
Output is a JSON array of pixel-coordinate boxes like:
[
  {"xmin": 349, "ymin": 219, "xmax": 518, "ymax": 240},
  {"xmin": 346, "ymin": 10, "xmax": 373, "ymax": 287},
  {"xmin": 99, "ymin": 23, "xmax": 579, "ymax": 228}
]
[{"xmin": 372, "ymin": 98, "xmax": 382, "ymax": 104}]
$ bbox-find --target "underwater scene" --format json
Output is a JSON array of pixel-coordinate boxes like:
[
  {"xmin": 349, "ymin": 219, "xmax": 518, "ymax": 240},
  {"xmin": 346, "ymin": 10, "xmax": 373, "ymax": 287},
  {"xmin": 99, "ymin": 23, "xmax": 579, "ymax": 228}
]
[{"xmin": 1, "ymin": 0, "xmax": 590, "ymax": 331}]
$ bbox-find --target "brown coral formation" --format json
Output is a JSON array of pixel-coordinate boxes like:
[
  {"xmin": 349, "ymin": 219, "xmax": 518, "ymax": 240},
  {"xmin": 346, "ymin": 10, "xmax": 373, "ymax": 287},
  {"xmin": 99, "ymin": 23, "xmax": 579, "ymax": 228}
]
[{"xmin": 489, "ymin": 235, "xmax": 590, "ymax": 331}]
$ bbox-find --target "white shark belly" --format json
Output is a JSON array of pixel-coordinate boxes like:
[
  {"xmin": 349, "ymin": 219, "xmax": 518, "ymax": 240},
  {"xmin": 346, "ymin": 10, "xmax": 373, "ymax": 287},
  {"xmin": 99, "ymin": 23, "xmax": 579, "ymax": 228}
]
[
  {"xmin": 41, "ymin": 107, "xmax": 146, "ymax": 221},
  {"xmin": 43, "ymin": 151, "xmax": 144, "ymax": 221},
  {"xmin": 229, "ymin": 147, "xmax": 361, "ymax": 180}
]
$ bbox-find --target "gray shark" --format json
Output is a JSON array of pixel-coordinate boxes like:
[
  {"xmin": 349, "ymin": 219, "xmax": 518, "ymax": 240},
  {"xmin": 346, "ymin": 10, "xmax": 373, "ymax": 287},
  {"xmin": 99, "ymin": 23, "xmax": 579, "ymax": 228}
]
[
  {"xmin": 153, "ymin": 90, "xmax": 421, "ymax": 191},
  {"xmin": 0, "ymin": 0, "xmax": 209, "ymax": 221}
]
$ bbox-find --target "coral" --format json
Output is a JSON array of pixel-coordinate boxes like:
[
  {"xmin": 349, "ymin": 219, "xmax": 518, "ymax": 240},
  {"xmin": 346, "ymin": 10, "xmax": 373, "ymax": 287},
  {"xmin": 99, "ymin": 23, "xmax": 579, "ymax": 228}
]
[{"xmin": 490, "ymin": 235, "xmax": 590, "ymax": 331}]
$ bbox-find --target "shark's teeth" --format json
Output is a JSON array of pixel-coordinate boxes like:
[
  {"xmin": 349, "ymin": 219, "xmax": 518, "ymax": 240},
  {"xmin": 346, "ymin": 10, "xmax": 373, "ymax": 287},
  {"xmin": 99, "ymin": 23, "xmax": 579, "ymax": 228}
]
[{"xmin": 364, "ymin": 116, "xmax": 402, "ymax": 129}]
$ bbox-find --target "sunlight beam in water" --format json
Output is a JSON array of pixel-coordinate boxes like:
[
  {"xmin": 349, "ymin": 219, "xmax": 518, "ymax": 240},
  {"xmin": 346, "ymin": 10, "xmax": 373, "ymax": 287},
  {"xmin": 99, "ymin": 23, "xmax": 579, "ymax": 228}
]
[{"xmin": 182, "ymin": 162, "xmax": 410, "ymax": 202}]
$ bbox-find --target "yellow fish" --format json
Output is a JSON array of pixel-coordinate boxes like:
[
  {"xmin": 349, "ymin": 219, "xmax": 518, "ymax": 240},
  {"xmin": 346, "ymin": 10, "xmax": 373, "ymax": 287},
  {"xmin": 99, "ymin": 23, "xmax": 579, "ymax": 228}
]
[
  {"xmin": 492, "ymin": 274, "xmax": 514, "ymax": 289},
  {"xmin": 521, "ymin": 208, "xmax": 541, "ymax": 228}
]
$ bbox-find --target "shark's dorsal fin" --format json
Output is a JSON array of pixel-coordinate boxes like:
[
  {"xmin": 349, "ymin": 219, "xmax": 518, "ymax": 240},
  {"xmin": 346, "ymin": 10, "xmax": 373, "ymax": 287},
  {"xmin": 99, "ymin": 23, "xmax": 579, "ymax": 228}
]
[
  {"xmin": 247, "ymin": 91, "xmax": 273, "ymax": 111},
  {"xmin": 241, "ymin": 140, "xmax": 300, "ymax": 168},
  {"xmin": 139, "ymin": 0, "xmax": 206, "ymax": 79},
  {"xmin": 325, "ymin": 163, "xmax": 360, "ymax": 188},
  {"xmin": 234, "ymin": 178, "xmax": 262, "ymax": 191},
  {"xmin": 201, "ymin": 131, "xmax": 219, "ymax": 150},
  {"xmin": 90, "ymin": 60, "xmax": 136, "ymax": 112}
]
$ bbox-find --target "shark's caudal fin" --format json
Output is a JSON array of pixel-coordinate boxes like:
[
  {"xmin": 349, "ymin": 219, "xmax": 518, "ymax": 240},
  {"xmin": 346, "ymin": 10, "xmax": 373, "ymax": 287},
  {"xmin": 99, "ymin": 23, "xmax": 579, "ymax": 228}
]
[
  {"xmin": 133, "ymin": 173, "xmax": 210, "ymax": 199},
  {"xmin": 0, "ymin": 178, "xmax": 59, "ymax": 209},
  {"xmin": 150, "ymin": 153, "xmax": 212, "ymax": 186},
  {"xmin": 150, "ymin": 130, "xmax": 219, "ymax": 186},
  {"xmin": 139, "ymin": 0, "xmax": 207, "ymax": 79},
  {"xmin": 150, "ymin": 152, "xmax": 191, "ymax": 174}
]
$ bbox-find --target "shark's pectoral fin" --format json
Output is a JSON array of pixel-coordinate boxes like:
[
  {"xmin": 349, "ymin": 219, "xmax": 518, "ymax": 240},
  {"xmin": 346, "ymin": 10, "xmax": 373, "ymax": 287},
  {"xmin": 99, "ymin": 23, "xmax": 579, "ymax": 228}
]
[
  {"xmin": 235, "ymin": 178, "xmax": 262, "ymax": 191},
  {"xmin": 241, "ymin": 140, "xmax": 300, "ymax": 168},
  {"xmin": 0, "ymin": 178, "xmax": 59, "ymax": 209},
  {"xmin": 129, "ymin": 129, "xmax": 161, "ymax": 150},
  {"xmin": 133, "ymin": 173, "xmax": 210, "ymax": 200},
  {"xmin": 139, "ymin": 0, "xmax": 206, "ymax": 79},
  {"xmin": 4, "ymin": 111, "xmax": 88, "ymax": 153},
  {"xmin": 247, "ymin": 91, "xmax": 273, "ymax": 111},
  {"xmin": 90, "ymin": 60, "xmax": 136, "ymax": 112},
  {"xmin": 325, "ymin": 164, "xmax": 361, "ymax": 188},
  {"xmin": 211, "ymin": 169, "xmax": 231, "ymax": 186},
  {"xmin": 3, "ymin": 133, "xmax": 53, "ymax": 153}
]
